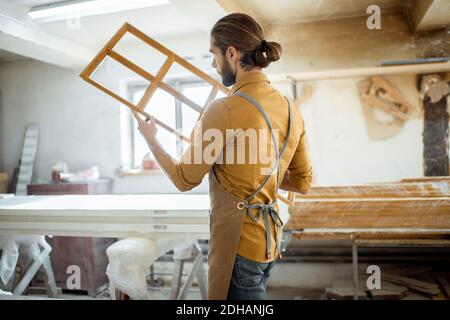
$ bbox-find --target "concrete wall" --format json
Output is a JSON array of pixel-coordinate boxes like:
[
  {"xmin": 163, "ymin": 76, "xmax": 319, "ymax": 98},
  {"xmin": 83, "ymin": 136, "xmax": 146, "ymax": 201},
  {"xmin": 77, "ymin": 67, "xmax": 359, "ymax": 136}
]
[{"xmin": 0, "ymin": 32, "xmax": 435, "ymax": 194}]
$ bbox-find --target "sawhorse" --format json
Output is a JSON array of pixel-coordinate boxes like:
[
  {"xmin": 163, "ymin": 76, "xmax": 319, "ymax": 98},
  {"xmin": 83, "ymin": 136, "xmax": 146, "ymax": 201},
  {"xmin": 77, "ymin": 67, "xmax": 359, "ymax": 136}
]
[{"xmin": 170, "ymin": 243, "xmax": 207, "ymax": 300}]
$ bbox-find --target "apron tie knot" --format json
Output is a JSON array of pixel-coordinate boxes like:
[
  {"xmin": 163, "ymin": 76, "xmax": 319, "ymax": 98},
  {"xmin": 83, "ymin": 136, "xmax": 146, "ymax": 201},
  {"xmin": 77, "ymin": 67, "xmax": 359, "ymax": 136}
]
[{"xmin": 244, "ymin": 202, "xmax": 283, "ymax": 259}]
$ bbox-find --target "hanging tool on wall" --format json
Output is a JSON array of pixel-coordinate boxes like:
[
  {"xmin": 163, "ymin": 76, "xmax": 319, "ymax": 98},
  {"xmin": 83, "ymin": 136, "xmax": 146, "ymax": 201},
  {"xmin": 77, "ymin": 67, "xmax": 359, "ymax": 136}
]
[{"xmin": 357, "ymin": 76, "xmax": 414, "ymax": 140}]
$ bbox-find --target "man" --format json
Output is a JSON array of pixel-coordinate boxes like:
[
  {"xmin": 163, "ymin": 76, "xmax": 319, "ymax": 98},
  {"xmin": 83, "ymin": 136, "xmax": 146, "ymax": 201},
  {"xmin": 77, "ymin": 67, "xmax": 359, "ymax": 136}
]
[{"xmin": 136, "ymin": 13, "xmax": 313, "ymax": 300}]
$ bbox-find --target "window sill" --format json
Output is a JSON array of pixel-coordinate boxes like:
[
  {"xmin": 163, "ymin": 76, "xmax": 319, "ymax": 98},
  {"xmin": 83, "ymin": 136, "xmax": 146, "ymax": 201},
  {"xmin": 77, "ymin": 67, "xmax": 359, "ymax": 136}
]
[{"xmin": 117, "ymin": 168, "xmax": 163, "ymax": 177}]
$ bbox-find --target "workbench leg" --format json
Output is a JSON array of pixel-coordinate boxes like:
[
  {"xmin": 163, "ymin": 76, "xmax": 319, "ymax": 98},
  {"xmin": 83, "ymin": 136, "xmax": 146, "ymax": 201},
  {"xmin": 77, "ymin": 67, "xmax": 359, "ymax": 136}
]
[
  {"xmin": 13, "ymin": 244, "xmax": 51, "ymax": 295},
  {"xmin": 178, "ymin": 252, "xmax": 202, "ymax": 300},
  {"xmin": 196, "ymin": 256, "xmax": 207, "ymax": 300},
  {"xmin": 352, "ymin": 242, "xmax": 359, "ymax": 300},
  {"xmin": 170, "ymin": 259, "xmax": 184, "ymax": 299},
  {"xmin": 41, "ymin": 256, "xmax": 59, "ymax": 298}
]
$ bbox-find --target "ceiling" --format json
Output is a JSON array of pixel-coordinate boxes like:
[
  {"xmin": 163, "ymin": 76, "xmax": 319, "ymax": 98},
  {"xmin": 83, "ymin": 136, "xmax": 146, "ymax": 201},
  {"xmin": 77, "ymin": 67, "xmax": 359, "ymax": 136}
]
[
  {"xmin": 219, "ymin": 0, "xmax": 415, "ymax": 24},
  {"xmin": 35, "ymin": 3, "xmax": 203, "ymax": 48},
  {"xmin": 0, "ymin": 0, "xmax": 447, "ymax": 67},
  {"xmin": 9, "ymin": 0, "xmax": 62, "ymax": 6}
]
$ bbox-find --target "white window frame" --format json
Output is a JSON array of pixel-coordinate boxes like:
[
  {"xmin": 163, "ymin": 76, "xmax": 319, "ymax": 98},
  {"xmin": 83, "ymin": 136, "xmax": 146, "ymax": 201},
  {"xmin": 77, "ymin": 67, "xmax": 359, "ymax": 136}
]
[{"xmin": 123, "ymin": 77, "xmax": 208, "ymax": 168}]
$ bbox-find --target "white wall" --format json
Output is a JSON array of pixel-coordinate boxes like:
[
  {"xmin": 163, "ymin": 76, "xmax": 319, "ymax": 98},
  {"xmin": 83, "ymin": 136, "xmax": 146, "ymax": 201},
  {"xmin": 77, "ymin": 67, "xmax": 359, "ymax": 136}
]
[
  {"xmin": 274, "ymin": 76, "xmax": 425, "ymax": 185},
  {"xmin": 0, "ymin": 35, "xmax": 435, "ymax": 193}
]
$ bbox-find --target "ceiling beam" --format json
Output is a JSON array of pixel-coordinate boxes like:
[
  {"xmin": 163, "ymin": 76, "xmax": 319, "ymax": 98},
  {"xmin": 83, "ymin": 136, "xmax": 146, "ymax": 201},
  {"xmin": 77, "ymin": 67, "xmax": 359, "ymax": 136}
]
[
  {"xmin": 0, "ymin": 13, "xmax": 95, "ymax": 70},
  {"xmin": 411, "ymin": 0, "xmax": 450, "ymax": 32},
  {"xmin": 270, "ymin": 61, "xmax": 450, "ymax": 83}
]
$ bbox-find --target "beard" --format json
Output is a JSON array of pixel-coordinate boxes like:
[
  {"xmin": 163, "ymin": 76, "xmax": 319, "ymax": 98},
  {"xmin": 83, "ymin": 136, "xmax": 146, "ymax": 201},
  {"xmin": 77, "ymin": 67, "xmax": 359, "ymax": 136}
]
[{"xmin": 220, "ymin": 59, "xmax": 236, "ymax": 87}]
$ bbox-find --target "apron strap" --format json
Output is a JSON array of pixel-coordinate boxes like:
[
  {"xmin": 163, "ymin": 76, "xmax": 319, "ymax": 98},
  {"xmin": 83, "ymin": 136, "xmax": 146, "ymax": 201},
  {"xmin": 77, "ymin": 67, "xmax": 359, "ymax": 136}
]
[
  {"xmin": 234, "ymin": 92, "xmax": 292, "ymax": 259},
  {"xmin": 235, "ymin": 92, "xmax": 292, "ymax": 201}
]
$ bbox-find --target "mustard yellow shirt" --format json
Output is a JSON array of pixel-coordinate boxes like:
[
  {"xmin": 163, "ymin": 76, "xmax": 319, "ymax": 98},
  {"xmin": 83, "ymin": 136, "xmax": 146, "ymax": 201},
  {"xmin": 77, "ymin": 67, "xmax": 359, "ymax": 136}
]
[{"xmin": 166, "ymin": 72, "xmax": 313, "ymax": 262}]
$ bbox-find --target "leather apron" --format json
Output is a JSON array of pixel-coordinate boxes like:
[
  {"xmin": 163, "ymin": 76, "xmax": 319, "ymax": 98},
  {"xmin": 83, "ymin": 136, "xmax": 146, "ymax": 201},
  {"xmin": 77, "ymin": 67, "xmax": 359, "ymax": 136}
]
[{"xmin": 207, "ymin": 92, "xmax": 292, "ymax": 300}]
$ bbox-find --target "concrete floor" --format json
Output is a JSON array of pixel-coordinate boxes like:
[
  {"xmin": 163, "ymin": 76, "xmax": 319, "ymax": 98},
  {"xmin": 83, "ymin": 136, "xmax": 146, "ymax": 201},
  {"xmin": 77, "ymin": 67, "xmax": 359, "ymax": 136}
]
[{"xmin": 5, "ymin": 249, "xmax": 450, "ymax": 300}]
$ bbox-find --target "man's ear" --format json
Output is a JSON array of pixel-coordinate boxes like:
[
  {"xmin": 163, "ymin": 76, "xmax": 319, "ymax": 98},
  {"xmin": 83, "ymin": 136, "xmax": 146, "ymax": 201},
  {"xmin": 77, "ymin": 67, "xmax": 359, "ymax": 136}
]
[{"xmin": 226, "ymin": 46, "xmax": 238, "ymax": 63}]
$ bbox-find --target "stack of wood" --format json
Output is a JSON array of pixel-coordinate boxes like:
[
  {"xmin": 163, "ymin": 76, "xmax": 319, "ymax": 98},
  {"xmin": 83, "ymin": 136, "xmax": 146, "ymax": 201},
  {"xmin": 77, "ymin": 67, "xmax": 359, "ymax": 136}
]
[
  {"xmin": 325, "ymin": 267, "xmax": 450, "ymax": 300},
  {"xmin": 285, "ymin": 176, "xmax": 450, "ymax": 239},
  {"xmin": 285, "ymin": 176, "xmax": 450, "ymax": 300}
]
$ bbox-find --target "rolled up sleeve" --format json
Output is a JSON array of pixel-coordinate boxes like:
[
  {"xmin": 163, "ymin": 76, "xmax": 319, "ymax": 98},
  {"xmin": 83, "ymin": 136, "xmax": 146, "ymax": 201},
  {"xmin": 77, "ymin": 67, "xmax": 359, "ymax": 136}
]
[{"xmin": 168, "ymin": 99, "xmax": 231, "ymax": 191}]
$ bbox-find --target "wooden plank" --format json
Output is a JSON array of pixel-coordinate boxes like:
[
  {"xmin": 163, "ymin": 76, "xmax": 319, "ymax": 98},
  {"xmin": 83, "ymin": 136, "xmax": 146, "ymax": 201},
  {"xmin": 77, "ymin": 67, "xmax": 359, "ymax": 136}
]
[
  {"xmin": 354, "ymin": 239, "xmax": 450, "ymax": 247},
  {"xmin": 381, "ymin": 273, "xmax": 441, "ymax": 295},
  {"xmin": 294, "ymin": 182, "xmax": 450, "ymax": 198},
  {"xmin": 292, "ymin": 231, "xmax": 450, "ymax": 240},
  {"xmin": 367, "ymin": 288, "xmax": 408, "ymax": 300},
  {"xmin": 286, "ymin": 214, "xmax": 450, "ymax": 229},
  {"xmin": 391, "ymin": 266, "xmax": 433, "ymax": 277},
  {"xmin": 436, "ymin": 276, "xmax": 450, "ymax": 298},
  {"xmin": 271, "ymin": 61, "xmax": 450, "ymax": 82},
  {"xmin": 289, "ymin": 197, "xmax": 450, "ymax": 214},
  {"xmin": 325, "ymin": 287, "xmax": 368, "ymax": 300},
  {"xmin": 286, "ymin": 197, "xmax": 450, "ymax": 229},
  {"xmin": 401, "ymin": 177, "xmax": 450, "ymax": 183}
]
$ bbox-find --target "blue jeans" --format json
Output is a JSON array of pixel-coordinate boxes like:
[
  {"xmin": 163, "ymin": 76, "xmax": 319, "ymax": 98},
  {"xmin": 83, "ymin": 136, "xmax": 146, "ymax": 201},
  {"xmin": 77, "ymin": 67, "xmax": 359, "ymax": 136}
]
[{"xmin": 227, "ymin": 255, "xmax": 277, "ymax": 300}]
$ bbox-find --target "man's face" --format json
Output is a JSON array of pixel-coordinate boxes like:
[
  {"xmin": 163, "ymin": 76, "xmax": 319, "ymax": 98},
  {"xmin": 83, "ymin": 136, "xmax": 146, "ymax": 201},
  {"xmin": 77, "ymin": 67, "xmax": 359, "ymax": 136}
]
[{"xmin": 210, "ymin": 37, "xmax": 236, "ymax": 87}]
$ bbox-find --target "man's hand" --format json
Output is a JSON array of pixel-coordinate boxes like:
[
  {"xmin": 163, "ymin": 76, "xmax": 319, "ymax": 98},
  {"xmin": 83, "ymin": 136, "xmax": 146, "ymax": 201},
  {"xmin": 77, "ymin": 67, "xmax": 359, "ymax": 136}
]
[{"xmin": 134, "ymin": 111, "xmax": 158, "ymax": 142}]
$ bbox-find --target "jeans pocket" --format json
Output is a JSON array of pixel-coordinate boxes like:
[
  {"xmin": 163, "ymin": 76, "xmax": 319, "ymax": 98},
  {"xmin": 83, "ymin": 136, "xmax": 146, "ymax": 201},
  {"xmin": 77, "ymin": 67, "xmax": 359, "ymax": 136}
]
[
  {"xmin": 235, "ymin": 256, "xmax": 266, "ymax": 288},
  {"xmin": 237, "ymin": 274, "xmax": 263, "ymax": 288}
]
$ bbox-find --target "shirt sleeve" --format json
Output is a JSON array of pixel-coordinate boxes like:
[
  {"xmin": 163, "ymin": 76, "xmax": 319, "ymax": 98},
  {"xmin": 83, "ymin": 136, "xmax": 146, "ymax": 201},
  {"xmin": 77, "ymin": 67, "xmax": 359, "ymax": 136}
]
[
  {"xmin": 167, "ymin": 99, "xmax": 231, "ymax": 191},
  {"xmin": 286, "ymin": 113, "xmax": 313, "ymax": 193}
]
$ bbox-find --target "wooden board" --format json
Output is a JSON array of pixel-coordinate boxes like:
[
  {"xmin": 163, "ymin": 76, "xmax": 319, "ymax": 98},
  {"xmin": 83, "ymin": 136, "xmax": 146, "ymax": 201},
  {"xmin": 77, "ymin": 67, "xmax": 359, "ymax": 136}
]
[
  {"xmin": 368, "ymin": 288, "xmax": 408, "ymax": 300},
  {"xmin": 401, "ymin": 177, "xmax": 450, "ymax": 183},
  {"xmin": 293, "ymin": 182, "xmax": 450, "ymax": 199},
  {"xmin": 286, "ymin": 197, "xmax": 450, "ymax": 229},
  {"xmin": 287, "ymin": 178, "xmax": 450, "ymax": 231},
  {"xmin": 325, "ymin": 287, "xmax": 368, "ymax": 300},
  {"xmin": 381, "ymin": 273, "xmax": 441, "ymax": 296}
]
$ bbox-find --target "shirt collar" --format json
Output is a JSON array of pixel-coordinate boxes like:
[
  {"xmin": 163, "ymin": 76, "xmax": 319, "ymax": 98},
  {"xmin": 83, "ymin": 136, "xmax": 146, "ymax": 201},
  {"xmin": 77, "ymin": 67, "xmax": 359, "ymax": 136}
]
[{"xmin": 229, "ymin": 72, "xmax": 270, "ymax": 95}]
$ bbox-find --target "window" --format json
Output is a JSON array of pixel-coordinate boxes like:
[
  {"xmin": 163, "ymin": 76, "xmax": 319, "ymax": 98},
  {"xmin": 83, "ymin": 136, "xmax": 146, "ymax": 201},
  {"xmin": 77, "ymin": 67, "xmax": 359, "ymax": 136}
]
[{"xmin": 127, "ymin": 79, "xmax": 226, "ymax": 168}]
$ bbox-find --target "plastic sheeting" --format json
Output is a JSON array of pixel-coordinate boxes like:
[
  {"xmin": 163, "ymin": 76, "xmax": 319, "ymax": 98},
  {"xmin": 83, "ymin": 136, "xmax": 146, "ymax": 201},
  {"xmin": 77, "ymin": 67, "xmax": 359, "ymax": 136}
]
[
  {"xmin": 106, "ymin": 238, "xmax": 194, "ymax": 300},
  {"xmin": 0, "ymin": 235, "xmax": 47, "ymax": 286},
  {"xmin": 0, "ymin": 288, "xmax": 12, "ymax": 295}
]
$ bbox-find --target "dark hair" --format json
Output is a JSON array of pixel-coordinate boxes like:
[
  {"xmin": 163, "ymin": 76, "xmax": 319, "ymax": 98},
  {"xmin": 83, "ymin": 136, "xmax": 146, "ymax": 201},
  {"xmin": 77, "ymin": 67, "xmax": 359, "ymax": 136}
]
[{"xmin": 211, "ymin": 13, "xmax": 282, "ymax": 70}]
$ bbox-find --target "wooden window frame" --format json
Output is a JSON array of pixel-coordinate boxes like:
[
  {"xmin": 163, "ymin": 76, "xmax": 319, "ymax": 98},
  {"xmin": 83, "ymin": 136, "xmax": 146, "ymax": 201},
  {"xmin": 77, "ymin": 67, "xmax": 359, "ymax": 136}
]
[{"xmin": 79, "ymin": 22, "xmax": 229, "ymax": 142}]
